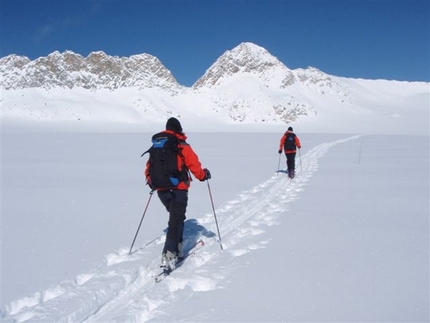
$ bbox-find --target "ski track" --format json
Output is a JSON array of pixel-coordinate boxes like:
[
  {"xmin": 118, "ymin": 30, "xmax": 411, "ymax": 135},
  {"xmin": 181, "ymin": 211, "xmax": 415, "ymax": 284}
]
[{"xmin": 1, "ymin": 135, "xmax": 360, "ymax": 323}]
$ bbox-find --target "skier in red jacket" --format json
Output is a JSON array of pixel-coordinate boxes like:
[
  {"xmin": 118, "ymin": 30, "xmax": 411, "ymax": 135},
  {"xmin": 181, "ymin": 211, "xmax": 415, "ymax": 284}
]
[
  {"xmin": 278, "ymin": 126, "xmax": 301, "ymax": 179},
  {"xmin": 145, "ymin": 117, "xmax": 210, "ymax": 270}
]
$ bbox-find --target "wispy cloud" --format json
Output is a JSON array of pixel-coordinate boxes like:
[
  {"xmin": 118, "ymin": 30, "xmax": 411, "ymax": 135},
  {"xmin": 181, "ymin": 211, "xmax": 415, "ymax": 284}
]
[
  {"xmin": 60, "ymin": 2, "xmax": 101, "ymax": 28},
  {"xmin": 39, "ymin": 24, "xmax": 55, "ymax": 38},
  {"xmin": 33, "ymin": 3, "xmax": 101, "ymax": 43}
]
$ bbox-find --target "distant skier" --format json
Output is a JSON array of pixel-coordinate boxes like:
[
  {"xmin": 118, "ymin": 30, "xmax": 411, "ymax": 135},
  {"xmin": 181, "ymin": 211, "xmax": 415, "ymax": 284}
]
[
  {"xmin": 278, "ymin": 126, "xmax": 301, "ymax": 179},
  {"xmin": 144, "ymin": 117, "xmax": 211, "ymax": 271}
]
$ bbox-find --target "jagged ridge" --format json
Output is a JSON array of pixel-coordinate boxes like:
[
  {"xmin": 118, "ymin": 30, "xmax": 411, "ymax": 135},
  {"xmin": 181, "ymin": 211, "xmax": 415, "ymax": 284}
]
[
  {"xmin": 0, "ymin": 51, "xmax": 181, "ymax": 91},
  {"xmin": 1, "ymin": 42, "xmax": 426, "ymax": 126}
]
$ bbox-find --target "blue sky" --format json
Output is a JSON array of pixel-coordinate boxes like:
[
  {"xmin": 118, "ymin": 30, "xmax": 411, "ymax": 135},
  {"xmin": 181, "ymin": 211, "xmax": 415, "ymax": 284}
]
[{"xmin": 1, "ymin": 0, "xmax": 429, "ymax": 86}]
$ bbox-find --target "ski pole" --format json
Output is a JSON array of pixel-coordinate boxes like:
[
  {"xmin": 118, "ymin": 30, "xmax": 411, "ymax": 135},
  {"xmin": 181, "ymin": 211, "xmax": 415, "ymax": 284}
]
[
  {"xmin": 277, "ymin": 152, "xmax": 281, "ymax": 175},
  {"xmin": 299, "ymin": 148, "xmax": 302, "ymax": 172},
  {"xmin": 129, "ymin": 189, "xmax": 155, "ymax": 255},
  {"xmin": 206, "ymin": 179, "xmax": 223, "ymax": 250}
]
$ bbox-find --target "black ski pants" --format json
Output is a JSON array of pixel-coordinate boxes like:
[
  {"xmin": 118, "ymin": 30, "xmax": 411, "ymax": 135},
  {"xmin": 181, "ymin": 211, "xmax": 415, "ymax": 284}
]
[
  {"xmin": 157, "ymin": 189, "xmax": 188, "ymax": 254},
  {"xmin": 286, "ymin": 152, "xmax": 296, "ymax": 172}
]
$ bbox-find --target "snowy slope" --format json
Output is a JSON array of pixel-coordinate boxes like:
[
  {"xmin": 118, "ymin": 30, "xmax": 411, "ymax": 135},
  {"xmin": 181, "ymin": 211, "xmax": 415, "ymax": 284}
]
[
  {"xmin": 2, "ymin": 76, "xmax": 428, "ymax": 135},
  {"xmin": 2, "ymin": 132, "xmax": 428, "ymax": 322},
  {"xmin": 1, "ymin": 42, "xmax": 429, "ymax": 134}
]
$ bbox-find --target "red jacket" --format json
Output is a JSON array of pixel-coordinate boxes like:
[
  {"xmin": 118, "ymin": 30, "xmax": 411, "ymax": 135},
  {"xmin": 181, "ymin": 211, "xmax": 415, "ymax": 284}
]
[
  {"xmin": 279, "ymin": 131, "xmax": 301, "ymax": 153},
  {"xmin": 145, "ymin": 130, "xmax": 206, "ymax": 190}
]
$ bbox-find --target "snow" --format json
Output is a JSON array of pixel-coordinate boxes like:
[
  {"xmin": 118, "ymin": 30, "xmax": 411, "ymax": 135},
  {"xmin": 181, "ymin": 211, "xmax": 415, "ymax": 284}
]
[
  {"xmin": 1, "ymin": 123, "xmax": 429, "ymax": 322},
  {"xmin": 1, "ymin": 57, "xmax": 429, "ymax": 321},
  {"xmin": 2, "ymin": 46, "xmax": 429, "ymax": 135}
]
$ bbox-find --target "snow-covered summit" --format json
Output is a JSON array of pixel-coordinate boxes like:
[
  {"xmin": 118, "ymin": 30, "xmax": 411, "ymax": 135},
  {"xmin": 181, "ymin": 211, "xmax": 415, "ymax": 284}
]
[{"xmin": 193, "ymin": 42, "xmax": 293, "ymax": 89}]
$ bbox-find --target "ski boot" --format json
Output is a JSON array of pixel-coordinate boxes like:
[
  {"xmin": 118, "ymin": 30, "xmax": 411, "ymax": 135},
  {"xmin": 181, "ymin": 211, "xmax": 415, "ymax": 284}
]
[
  {"xmin": 161, "ymin": 250, "xmax": 178, "ymax": 271},
  {"xmin": 288, "ymin": 169, "xmax": 295, "ymax": 179}
]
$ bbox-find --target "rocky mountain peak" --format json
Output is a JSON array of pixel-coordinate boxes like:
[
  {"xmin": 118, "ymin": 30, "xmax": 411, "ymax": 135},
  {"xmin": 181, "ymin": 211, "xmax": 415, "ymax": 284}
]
[
  {"xmin": 0, "ymin": 54, "xmax": 31, "ymax": 69},
  {"xmin": 193, "ymin": 42, "xmax": 293, "ymax": 89},
  {"xmin": 0, "ymin": 51, "xmax": 181, "ymax": 91},
  {"xmin": 226, "ymin": 42, "xmax": 281, "ymax": 68}
]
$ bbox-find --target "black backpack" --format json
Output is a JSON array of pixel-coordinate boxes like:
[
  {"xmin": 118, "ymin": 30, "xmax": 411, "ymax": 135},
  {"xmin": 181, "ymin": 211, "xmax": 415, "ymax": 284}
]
[
  {"xmin": 142, "ymin": 132, "xmax": 189, "ymax": 189},
  {"xmin": 284, "ymin": 132, "xmax": 297, "ymax": 151}
]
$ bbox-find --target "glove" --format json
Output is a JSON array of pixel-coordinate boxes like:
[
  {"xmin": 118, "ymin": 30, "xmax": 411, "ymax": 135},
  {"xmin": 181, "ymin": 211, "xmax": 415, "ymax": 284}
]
[
  {"xmin": 200, "ymin": 168, "xmax": 211, "ymax": 181},
  {"xmin": 298, "ymin": 146, "xmax": 301, "ymax": 149},
  {"xmin": 146, "ymin": 178, "xmax": 155, "ymax": 189},
  {"xmin": 278, "ymin": 150, "xmax": 282, "ymax": 154}
]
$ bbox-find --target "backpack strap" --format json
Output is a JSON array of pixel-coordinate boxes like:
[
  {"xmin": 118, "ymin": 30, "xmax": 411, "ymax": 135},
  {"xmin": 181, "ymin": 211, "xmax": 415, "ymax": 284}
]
[
  {"xmin": 176, "ymin": 140, "xmax": 191, "ymax": 182},
  {"xmin": 141, "ymin": 148, "xmax": 150, "ymax": 157}
]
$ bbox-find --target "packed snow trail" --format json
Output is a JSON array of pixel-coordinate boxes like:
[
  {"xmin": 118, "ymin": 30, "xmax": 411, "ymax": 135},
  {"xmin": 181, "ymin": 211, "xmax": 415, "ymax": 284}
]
[{"xmin": 1, "ymin": 135, "xmax": 360, "ymax": 323}]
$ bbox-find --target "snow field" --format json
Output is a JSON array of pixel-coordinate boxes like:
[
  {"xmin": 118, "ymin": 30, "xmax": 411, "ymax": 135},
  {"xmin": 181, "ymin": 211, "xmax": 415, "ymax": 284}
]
[{"xmin": 1, "ymin": 132, "xmax": 428, "ymax": 322}]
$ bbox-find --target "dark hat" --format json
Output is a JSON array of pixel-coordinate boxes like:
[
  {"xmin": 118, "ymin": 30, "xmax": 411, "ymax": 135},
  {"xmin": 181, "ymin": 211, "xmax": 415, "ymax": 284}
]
[
  {"xmin": 288, "ymin": 126, "xmax": 293, "ymax": 131},
  {"xmin": 166, "ymin": 117, "xmax": 183, "ymax": 133}
]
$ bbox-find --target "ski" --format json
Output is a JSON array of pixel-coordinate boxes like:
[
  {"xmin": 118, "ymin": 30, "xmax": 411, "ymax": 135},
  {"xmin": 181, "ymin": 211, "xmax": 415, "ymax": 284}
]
[{"xmin": 153, "ymin": 239, "xmax": 205, "ymax": 283}]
